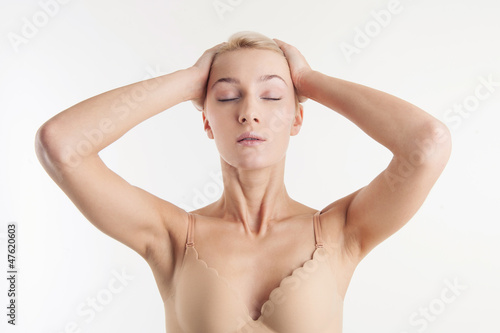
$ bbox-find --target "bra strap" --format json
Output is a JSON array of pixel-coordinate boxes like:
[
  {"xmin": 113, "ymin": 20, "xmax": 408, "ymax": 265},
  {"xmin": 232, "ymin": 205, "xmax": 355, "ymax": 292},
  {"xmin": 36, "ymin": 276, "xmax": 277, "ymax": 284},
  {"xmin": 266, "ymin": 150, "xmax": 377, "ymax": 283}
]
[
  {"xmin": 186, "ymin": 213, "xmax": 195, "ymax": 248},
  {"xmin": 313, "ymin": 211, "xmax": 324, "ymax": 248}
]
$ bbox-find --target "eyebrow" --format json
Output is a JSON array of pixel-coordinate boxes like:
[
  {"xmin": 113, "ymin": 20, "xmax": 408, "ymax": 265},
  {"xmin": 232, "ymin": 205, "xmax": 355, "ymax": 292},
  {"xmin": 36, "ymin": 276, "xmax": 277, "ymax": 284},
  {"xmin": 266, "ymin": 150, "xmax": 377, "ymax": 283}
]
[{"xmin": 211, "ymin": 74, "xmax": 288, "ymax": 89}]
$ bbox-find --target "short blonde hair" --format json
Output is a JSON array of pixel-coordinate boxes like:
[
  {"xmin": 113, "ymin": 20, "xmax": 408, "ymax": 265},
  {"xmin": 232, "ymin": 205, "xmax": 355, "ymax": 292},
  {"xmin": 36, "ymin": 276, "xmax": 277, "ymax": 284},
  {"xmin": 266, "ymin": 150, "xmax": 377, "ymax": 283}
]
[
  {"xmin": 196, "ymin": 31, "xmax": 301, "ymax": 112},
  {"xmin": 214, "ymin": 31, "xmax": 285, "ymax": 59}
]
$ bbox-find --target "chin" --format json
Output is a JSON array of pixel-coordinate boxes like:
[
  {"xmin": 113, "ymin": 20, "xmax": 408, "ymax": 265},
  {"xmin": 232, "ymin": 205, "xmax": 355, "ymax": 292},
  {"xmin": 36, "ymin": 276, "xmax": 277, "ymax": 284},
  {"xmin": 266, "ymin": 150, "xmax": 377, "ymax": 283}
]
[{"xmin": 223, "ymin": 152, "xmax": 286, "ymax": 171}]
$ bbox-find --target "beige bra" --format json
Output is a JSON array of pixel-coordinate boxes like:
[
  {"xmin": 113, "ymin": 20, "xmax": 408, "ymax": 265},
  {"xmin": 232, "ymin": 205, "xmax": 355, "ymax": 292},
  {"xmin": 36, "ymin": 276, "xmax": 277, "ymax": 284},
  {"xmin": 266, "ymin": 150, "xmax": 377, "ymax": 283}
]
[{"xmin": 164, "ymin": 211, "xmax": 343, "ymax": 332}]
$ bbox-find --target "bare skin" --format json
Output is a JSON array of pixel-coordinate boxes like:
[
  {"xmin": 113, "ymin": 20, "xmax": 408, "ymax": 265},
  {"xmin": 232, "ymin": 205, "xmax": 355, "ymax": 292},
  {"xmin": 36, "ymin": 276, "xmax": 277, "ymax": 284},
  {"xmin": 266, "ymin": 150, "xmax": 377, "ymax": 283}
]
[{"xmin": 35, "ymin": 39, "xmax": 451, "ymax": 328}]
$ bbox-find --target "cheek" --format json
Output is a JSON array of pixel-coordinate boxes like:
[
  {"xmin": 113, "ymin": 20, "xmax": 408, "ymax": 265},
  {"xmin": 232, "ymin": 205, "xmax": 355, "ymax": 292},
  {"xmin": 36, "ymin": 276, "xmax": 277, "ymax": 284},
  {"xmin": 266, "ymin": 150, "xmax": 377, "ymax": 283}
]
[
  {"xmin": 260, "ymin": 106, "xmax": 296, "ymax": 143},
  {"xmin": 206, "ymin": 112, "xmax": 233, "ymax": 141},
  {"xmin": 269, "ymin": 103, "xmax": 296, "ymax": 129}
]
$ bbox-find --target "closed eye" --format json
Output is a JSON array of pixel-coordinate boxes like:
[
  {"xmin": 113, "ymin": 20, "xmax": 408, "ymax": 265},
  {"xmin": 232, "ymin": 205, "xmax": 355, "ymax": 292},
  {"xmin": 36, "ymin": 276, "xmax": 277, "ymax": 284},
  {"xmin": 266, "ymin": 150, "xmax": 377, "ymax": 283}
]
[
  {"xmin": 218, "ymin": 98, "xmax": 239, "ymax": 102},
  {"xmin": 217, "ymin": 97, "xmax": 281, "ymax": 102}
]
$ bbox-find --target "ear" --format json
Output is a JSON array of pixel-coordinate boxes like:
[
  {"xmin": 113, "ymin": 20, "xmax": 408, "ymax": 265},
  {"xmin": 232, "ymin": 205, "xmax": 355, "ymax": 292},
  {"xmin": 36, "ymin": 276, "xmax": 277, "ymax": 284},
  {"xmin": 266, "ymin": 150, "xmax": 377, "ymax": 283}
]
[
  {"xmin": 202, "ymin": 111, "xmax": 214, "ymax": 139},
  {"xmin": 290, "ymin": 103, "xmax": 304, "ymax": 136}
]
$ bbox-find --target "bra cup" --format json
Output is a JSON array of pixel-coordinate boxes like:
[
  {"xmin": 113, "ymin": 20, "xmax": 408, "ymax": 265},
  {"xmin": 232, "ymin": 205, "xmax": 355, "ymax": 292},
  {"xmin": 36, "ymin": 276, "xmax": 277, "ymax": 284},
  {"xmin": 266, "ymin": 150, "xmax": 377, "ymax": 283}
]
[
  {"xmin": 175, "ymin": 248, "xmax": 250, "ymax": 332},
  {"xmin": 260, "ymin": 247, "xmax": 342, "ymax": 332}
]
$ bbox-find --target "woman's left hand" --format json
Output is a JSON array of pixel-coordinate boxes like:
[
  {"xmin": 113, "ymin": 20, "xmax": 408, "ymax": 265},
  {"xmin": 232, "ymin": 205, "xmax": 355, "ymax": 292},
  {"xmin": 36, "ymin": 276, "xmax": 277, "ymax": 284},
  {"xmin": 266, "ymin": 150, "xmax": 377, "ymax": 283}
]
[{"xmin": 273, "ymin": 38, "xmax": 312, "ymax": 103}]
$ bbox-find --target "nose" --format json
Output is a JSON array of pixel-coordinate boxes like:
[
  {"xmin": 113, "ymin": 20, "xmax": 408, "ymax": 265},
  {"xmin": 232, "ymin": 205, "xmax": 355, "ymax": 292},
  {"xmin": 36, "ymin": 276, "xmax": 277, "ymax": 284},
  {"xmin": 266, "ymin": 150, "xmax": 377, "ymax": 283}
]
[
  {"xmin": 238, "ymin": 113, "xmax": 260, "ymax": 124},
  {"xmin": 238, "ymin": 99, "xmax": 260, "ymax": 124}
]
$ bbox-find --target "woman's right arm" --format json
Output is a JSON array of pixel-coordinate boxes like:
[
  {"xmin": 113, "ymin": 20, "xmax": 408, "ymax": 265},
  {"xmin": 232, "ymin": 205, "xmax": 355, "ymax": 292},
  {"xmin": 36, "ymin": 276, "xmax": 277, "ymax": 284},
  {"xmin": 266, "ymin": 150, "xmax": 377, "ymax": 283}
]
[{"xmin": 35, "ymin": 44, "xmax": 221, "ymax": 269}]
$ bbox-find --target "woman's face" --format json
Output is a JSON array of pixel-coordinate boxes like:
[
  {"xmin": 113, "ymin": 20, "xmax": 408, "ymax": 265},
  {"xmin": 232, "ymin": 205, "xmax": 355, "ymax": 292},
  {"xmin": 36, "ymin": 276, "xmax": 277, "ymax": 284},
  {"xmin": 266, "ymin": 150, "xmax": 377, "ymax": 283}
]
[{"xmin": 203, "ymin": 48, "xmax": 303, "ymax": 170}]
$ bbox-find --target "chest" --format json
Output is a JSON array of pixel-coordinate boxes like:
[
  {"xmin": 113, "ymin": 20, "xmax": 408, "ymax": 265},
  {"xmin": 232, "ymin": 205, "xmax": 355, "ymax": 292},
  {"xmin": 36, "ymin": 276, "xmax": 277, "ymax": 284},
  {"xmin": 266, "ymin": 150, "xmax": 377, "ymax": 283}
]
[
  {"xmin": 201, "ymin": 237, "xmax": 321, "ymax": 314},
  {"xmin": 166, "ymin": 246, "xmax": 344, "ymax": 333}
]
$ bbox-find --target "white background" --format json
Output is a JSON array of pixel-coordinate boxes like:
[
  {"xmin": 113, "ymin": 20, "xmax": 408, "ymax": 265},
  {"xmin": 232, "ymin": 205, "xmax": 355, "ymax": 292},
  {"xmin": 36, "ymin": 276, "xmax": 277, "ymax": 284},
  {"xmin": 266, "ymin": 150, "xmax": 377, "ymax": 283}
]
[{"xmin": 1, "ymin": 0, "xmax": 499, "ymax": 332}]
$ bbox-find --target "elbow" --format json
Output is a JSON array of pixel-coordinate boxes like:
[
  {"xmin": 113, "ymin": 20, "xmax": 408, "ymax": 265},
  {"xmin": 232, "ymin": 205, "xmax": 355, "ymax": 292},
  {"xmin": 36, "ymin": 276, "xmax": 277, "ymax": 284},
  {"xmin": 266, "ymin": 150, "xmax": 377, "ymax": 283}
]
[
  {"xmin": 413, "ymin": 120, "xmax": 452, "ymax": 170},
  {"xmin": 429, "ymin": 120, "xmax": 452, "ymax": 159},
  {"xmin": 35, "ymin": 121, "xmax": 55, "ymax": 163},
  {"xmin": 35, "ymin": 120, "xmax": 71, "ymax": 172}
]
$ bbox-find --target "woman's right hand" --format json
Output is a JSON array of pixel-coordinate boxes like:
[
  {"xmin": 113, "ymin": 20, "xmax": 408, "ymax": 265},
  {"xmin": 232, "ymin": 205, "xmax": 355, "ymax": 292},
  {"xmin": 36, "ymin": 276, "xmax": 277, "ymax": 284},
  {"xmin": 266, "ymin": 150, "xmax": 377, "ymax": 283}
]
[{"xmin": 190, "ymin": 42, "xmax": 226, "ymax": 111}]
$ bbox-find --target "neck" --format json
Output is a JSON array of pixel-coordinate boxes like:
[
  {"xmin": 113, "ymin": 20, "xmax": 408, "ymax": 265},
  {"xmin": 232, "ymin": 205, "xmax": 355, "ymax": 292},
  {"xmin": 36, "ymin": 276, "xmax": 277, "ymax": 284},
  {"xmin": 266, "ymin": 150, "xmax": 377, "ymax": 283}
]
[{"xmin": 214, "ymin": 156, "xmax": 294, "ymax": 235}]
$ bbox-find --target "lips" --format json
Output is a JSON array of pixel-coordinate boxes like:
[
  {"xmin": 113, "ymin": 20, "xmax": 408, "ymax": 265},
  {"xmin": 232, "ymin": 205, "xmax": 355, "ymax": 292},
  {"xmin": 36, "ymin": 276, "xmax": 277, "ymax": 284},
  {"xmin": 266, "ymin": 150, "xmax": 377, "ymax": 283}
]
[{"xmin": 237, "ymin": 131, "xmax": 266, "ymax": 142}]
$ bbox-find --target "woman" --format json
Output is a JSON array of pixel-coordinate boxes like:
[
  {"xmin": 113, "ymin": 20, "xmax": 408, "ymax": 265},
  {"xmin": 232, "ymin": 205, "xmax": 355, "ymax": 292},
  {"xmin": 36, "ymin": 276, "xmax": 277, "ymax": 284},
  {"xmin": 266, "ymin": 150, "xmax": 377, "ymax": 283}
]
[{"xmin": 35, "ymin": 32, "xmax": 451, "ymax": 332}]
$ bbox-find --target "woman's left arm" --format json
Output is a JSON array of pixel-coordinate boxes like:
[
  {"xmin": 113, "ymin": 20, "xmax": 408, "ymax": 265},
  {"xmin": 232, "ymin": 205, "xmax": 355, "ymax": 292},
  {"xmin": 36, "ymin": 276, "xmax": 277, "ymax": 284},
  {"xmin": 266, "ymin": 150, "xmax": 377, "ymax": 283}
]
[{"xmin": 276, "ymin": 39, "xmax": 452, "ymax": 260}]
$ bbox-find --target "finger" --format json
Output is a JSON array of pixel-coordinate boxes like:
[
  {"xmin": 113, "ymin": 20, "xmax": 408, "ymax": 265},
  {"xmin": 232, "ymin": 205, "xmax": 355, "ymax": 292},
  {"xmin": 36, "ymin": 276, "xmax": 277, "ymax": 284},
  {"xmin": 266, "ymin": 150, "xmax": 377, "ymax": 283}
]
[
  {"xmin": 274, "ymin": 39, "xmax": 300, "ymax": 62},
  {"xmin": 206, "ymin": 42, "xmax": 227, "ymax": 56},
  {"xmin": 273, "ymin": 38, "xmax": 288, "ymax": 53},
  {"xmin": 195, "ymin": 42, "xmax": 226, "ymax": 68},
  {"xmin": 199, "ymin": 42, "xmax": 226, "ymax": 60},
  {"xmin": 273, "ymin": 38, "xmax": 286, "ymax": 46}
]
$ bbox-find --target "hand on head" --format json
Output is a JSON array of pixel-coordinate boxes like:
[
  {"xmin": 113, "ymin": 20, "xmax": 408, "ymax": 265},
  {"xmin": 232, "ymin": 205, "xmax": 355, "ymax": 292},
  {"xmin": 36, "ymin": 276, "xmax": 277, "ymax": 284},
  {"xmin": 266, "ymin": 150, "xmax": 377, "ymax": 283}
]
[
  {"xmin": 191, "ymin": 42, "xmax": 227, "ymax": 111},
  {"xmin": 273, "ymin": 39, "xmax": 312, "ymax": 103}
]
